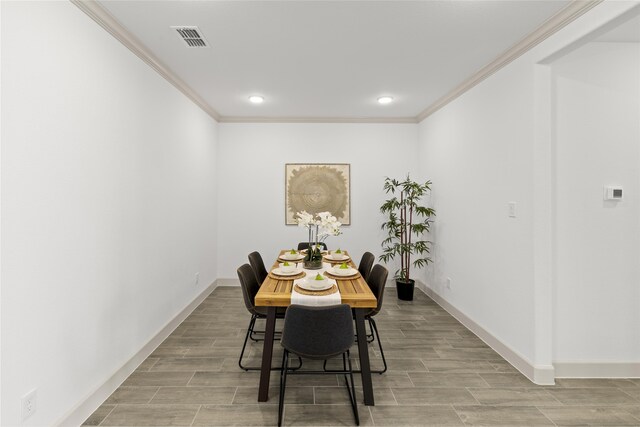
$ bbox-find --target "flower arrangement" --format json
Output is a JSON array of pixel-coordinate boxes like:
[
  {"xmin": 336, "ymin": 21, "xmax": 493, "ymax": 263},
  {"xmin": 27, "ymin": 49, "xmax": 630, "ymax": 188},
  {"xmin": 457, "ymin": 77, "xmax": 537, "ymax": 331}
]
[{"xmin": 295, "ymin": 211, "xmax": 342, "ymax": 268}]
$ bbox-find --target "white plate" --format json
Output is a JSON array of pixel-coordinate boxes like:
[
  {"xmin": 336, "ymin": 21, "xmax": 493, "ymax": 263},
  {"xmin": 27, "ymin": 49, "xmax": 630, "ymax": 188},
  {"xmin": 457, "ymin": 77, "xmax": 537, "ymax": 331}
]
[
  {"xmin": 297, "ymin": 278, "xmax": 333, "ymax": 291},
  {"xmin": 330, "ymin": 266, "xmax": 358, "ymax": 276},
  {"xmin": 272, "ymin": 268, "xmax": 303, "ymax": 276},
  {"xmin": 324, "ymin": 254, "xmax": 350, "ymax": 262},
  {"xmin": 280, "ymin": 253, "xmax": 305, "ymax": 261}
]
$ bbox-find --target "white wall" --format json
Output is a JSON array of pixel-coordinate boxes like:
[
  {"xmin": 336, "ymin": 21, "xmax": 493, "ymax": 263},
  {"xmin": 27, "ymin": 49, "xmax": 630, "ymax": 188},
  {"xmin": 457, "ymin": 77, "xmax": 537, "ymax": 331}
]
[
  {"xmin": 1, "ymin": 2, "xmax": 218, "ymax": 426},
  {"xmin": 552, "ymin": 42, "xmax": 640, "ymax": 364},
  {"xmin": 417, "ymin": 59, "xmax": 537, "ymax": 365},
  {"xmin": 416, "ymin": 2, "xmax": 640, "ymax": 382},
  {"xmin": 217, "ymin": 123, "xmax": 417, "ymax": 279}
]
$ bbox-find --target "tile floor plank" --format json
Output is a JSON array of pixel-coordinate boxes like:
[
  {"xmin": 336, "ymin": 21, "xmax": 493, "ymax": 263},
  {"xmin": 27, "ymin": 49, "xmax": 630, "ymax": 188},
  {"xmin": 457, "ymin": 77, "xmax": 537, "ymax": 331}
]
[
  {"xmin": 370, "ymin": 405, "xmax": 464, "ymax": 426},
  {"xmin": 192, "ymin": 404, "xmax": 279, "ymax": 426},
  {"xmin": 279, "ymin": 404, "xmax": 373, "ymax": 426},
  {"xmin": 150, "ymin": 357, "xmax": 225, "ymax": 372},
  {"xmin": 454, "ymin": 405, "xmax": 555, "ymax": 426},
  {"xmin": 104, "ymin": 387, "xmax": 159, "ymax": 404},
  {"xmin": 150, "ymin": 386, "xmax": 236, "ymax": 404},
  {"xmin": 391, "ymin": 387, "xmax": 478, "ymax": 405},
  {"xmin": 546, "ymin": 387, "xmax": 640, "ymax": 406},
  {"xmin": 538, "ymin": 406, "xmax": 640, "ymax": 426},
  {"xmin": 408, "ymin": 372, "xmax": 491, "ymax": 388},
  {"xmin": 121, "ymin": 371, "xmax": 195, "ymax": 387},
  {"xmin": 100, "ymin": 404, "xmax": 200, "ymax": 426},
  {"xmin": 467, "ymin": 387, "xmax": 561, "ymax": 406}
]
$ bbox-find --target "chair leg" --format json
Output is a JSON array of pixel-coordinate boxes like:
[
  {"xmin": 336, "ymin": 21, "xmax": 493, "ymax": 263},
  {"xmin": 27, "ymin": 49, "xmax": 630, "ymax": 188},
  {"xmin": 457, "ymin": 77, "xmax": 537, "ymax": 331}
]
[
  {"xmin": 370, "ymin": 318, "xmax": 387, "ymax": 374},
  {"xmin": 281, "ymin": 351, "xmax": 358, "ymax": 425},
  {"xmin": 345, "ymin": 350, "xmax": 359, "ymax": 425},
  {"xmin": 342, "ymin": 353, "xmax": 348, "ymax": 392},
  {"xmin": 249, "ymin": 319, "xmax": 261, "ymax": 341},
  {"xmin": 352, "ymin": 318, "xmax": 373, "ymax": 343},
  {"xmin": 278, "ymin": 350, "xmax": 289, "ymax": 427},
  {"xmin": 238, "ymin": 315, "xmax": 257, "ymax": 371},
  {"xmin": 240, "ymin": 316, "xmax": 302, "ymax": 372},
  {"xmin": 291, "ymin": 356, "xmax": 303, "ymax": 371},
  {"xmin": 250, "ymin": 322, "xmax": 283, "ymax": 342}
]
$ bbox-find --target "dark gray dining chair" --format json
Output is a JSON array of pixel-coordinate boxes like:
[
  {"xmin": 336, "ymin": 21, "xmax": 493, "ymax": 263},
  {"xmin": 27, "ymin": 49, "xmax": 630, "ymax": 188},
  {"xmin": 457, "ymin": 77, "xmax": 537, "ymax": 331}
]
[
  {"xmin": 357, "ymin": 252, "xmax": 375, "ymax": 282},
  {"xmin": 237, "ymin": 264, "xmax": 300, "ymax": 371},
  {"xmin": 278, "ymin": 304, "xmax": 359, "ymax": 427},
  {"xmin": 237, "ymin": 263, "xmax": 274, "ymax": 370},
  {"xmin": 297, "ymin": 242, "xmax": 327, "ymax": 251},
  {"xmin": 363, "ymin": 264, "xmax": 389, "ymax": 374},
  {"xmin": 238, "ymin": 264, "xmax": 286, "ymax": 371},
  {"xmin": 248, "ymin": 251, "xmax": 269, "ymax": 284},
  {"xmin": 322, "ymin": 263, "xmax": 389, "ymax": 376}
]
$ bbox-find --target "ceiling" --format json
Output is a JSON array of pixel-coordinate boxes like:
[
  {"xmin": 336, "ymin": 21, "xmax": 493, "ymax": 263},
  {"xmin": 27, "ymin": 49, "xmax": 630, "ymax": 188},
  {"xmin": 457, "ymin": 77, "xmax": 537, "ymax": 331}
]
[{"xmin": 96, "ymin": 0, "xmax": 576, "ymax": 121}]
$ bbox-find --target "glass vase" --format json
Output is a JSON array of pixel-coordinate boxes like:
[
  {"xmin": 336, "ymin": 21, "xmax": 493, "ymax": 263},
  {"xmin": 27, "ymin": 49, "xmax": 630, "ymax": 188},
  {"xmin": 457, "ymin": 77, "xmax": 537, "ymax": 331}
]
[{"xmin": 303, "ymin": 259, "xmax": 323, "ymax": 270}]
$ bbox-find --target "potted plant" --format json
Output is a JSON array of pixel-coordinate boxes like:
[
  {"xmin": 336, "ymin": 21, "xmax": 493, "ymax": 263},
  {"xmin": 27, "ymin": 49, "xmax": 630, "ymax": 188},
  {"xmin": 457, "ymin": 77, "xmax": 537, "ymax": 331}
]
[{"xmin": 379, "ymin": 175, "xmax": 435, "ymax": 300}]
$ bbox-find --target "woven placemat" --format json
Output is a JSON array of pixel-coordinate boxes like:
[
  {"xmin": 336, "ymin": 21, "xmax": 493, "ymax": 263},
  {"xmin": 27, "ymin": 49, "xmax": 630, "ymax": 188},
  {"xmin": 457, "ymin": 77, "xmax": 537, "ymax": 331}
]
[
  {"xmin": 269, "ymin": 271, "xmax": 306, "ymax": 280},
  {"xmin": 293, "ymin": 284, "xmax": 338, "ymax": 296},
  {"xmin": 324, "ymin": 270, "xmax": 361, "ymax": 280}
]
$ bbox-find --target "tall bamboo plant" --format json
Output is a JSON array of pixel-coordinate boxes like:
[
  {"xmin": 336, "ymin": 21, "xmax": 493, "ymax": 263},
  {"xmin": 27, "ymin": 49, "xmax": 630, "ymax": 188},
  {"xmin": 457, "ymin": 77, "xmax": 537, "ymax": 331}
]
[{"xmin": 379, "ymin": 175, "xmax": 435, "ymax": 282}]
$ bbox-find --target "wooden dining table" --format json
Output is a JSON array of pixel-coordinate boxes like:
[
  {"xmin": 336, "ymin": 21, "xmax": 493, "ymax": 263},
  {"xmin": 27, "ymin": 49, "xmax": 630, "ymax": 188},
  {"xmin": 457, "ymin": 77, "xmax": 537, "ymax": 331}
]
[{"xmin": 254, "ymin": 250, "xmax": 378, "ymax": 406}]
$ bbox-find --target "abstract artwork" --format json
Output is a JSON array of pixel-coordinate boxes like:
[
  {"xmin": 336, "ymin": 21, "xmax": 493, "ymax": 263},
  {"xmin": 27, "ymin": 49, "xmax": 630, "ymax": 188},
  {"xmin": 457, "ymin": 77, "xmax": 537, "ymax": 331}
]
[{"xmin": 285, "ymin": 163, "xmax": 350, "ymax": 225}]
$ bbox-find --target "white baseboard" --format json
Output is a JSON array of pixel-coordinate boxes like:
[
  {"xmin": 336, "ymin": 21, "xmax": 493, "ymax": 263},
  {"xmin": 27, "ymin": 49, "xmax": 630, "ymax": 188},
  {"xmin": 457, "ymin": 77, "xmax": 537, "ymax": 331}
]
[
  {"xmin": 415, "ymin": 281, "xmax": 555, "ymax": 385},
  {"xmin": 555, "ymin": 362, "xmax": 640, "ymax": 378},
  {"xmin": 56, "ymin": 280, "xmax": 219, "ymax": 426},
  {"xmin": 216, "ymin": 278, "xmax": 240, "ymax": 287}
]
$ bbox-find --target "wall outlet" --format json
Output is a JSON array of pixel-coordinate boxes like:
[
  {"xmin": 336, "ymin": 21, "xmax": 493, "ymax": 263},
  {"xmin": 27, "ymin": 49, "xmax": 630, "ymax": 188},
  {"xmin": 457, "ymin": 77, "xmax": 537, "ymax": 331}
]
[
  {"xmin": 195, "ymin": 272, "xmax": 200, "ymax": 286},
  {"xmin": 21, "ymin": 389, "xmax": 37, "ymax": 421},
  {"xmin": 508, "ymin": 201, "xmax": 517, "ymax": 218},
  {"xmin": 446, "ymin": 277, "xmax": 452, "ymax": 289}
]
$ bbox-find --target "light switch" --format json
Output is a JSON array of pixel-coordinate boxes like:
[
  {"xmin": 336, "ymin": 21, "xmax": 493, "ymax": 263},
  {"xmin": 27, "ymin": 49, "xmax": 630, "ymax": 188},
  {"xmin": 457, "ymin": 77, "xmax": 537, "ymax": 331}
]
[
  {"xmin": 604, "ymin": 186, "xmax": 623, "ymax": 200},
  {"xmin": 508, "ymin": 202, "xmax": 517, "ymax": 218}
]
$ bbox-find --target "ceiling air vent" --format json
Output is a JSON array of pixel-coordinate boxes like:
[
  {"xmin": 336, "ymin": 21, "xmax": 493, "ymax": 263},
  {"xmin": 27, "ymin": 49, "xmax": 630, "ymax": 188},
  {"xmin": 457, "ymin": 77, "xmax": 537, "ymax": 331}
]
[{"xmin": 171, "ymin": 26, "xmax": 209, "ymax": 48}]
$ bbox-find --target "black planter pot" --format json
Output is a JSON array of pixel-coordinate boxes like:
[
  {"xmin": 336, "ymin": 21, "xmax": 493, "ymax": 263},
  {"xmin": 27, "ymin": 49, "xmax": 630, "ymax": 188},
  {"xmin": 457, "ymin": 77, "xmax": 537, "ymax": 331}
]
[{"xmin": 396, "ymin": 279, "xmax": 415, "ymax": 301}]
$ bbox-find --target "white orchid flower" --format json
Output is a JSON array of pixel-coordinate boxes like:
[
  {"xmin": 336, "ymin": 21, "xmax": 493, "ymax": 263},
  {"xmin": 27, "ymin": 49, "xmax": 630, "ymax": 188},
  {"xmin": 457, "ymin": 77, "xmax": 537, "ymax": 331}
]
[
  {"xmin": 295, "ymin": 210, "xmax": 314, "ymax": 228},
  {"xmin": 296, "ymin": 210, "xmax": 342, "ymax": 245}
]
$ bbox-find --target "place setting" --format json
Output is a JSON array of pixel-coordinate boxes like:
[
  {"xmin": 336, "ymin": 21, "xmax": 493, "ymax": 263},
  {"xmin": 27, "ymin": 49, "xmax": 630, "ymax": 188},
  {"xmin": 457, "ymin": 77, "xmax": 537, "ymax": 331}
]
[
  {"xmin": 278, "ymin": 249, "xmax": 305, "ymax": 263},
  {"xmin": 269, "ymin": 261, "xmax": 306, "ymax": 280},
  {"xmin": 323, "ymin": 261, "xmax": 360, "ymax": 279},
  {"xmin": 322, "ymin": 248, "xmax": 351, "ymax": 263},
  {"xmin": 293, "ymin": 272, "xmax": 339, "ymax": 298}
]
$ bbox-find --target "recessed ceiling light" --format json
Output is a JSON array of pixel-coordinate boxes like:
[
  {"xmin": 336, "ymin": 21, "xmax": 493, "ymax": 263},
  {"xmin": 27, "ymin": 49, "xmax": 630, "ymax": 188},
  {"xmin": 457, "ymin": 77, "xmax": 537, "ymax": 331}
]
[
  {"xmin": 249, "ymin": 95, "xmax": 264, "ymax": 104},
  {"xmin": 377, "ymin": 96, "xmax": 394, "ymax": 105}
]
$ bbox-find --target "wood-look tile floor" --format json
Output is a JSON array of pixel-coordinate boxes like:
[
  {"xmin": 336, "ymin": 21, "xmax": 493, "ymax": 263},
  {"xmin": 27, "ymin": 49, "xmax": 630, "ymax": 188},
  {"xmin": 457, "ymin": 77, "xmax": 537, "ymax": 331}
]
[{"xmin": 84, "ymin": 287, "xmax": 640, "ymax": 426}]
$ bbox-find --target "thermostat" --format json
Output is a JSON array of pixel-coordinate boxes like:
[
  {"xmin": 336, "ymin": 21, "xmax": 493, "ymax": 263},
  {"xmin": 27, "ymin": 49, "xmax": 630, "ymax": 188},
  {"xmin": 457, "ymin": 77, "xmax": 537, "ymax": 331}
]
[{"xmin": 604, "ymin": 186, "xmax": 623, "ymax": 200}]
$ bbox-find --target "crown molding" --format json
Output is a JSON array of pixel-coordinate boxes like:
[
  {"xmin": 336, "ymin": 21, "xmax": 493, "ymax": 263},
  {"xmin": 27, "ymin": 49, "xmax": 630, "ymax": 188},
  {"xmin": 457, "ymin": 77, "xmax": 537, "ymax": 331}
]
[
  {"xmin": 219, "ymin": 116, "xmax": 418, "ymax": 124},
  {"xmin": 71, "ymin": 0, "xmax": 222, "ymax": 122},
  {"xmin": 416, "ymin": 0, "xmax": 603, "ymax": 122}
]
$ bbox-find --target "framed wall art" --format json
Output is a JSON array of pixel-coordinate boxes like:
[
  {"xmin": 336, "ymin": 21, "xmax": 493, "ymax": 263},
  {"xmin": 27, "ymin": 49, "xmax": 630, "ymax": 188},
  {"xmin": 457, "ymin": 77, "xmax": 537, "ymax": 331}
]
[{"xmin": 285, "ymin": 163, "xmax": 351, "ymax": 225}]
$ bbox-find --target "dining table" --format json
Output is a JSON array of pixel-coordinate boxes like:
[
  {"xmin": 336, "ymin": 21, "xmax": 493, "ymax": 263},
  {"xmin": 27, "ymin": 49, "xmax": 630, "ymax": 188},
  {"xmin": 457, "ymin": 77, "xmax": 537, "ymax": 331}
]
[{"xmin": 254, "ymin": 249, "xmax": 378, "ymax": 406}]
